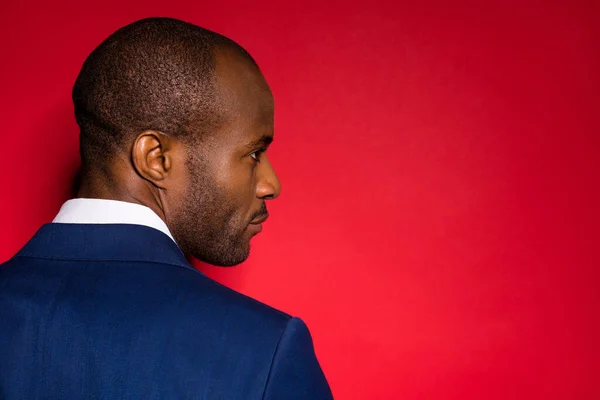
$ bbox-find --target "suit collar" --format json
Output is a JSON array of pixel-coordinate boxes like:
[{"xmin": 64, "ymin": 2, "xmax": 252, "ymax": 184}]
[
  {"xmin": 16, "ymin": 223, "xmax": 196, "ymax": 273},
  {"xmin": 53, "ymin": 198, "xmax": 176, "ymax": 243}
]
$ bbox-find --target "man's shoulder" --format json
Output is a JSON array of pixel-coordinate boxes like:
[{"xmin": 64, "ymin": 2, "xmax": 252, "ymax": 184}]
[
  {"xmin": 1, "ymin": 248, "xmax": 330, "ymax": 398},
  {"xmin": 169, "ymin": 263, "xmax": 292, "ymax": 329},
  {"xmin": 1, "ymin": 248, "xmax": 331, "ymax": 399},
  {"xmin": 2, "ymin": 254, "xmax": 292, "ymax": 336},
  {"xmin": 133, "ymin": 262, "xmax": 297, "ymax": 393}
]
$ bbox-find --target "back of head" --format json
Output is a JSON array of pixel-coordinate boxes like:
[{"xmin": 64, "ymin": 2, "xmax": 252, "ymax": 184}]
[{"xmin": 72, "ymin": 17, "xmax": 251, "ymax": 169}]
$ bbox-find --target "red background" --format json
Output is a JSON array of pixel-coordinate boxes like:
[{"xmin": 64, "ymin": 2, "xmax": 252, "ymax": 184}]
[{"xmin": 1, "ymin": 1, "xmax": 599, "ymax": 398}]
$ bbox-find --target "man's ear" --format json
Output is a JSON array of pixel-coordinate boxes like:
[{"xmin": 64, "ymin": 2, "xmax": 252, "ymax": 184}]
[{"xmin": 131, "ymin": 130, "xmax": 174, "ymax": 188}]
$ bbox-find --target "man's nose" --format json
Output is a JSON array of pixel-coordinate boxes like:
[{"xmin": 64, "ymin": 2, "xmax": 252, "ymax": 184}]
[{"xmin": 255, "ymin": 155, "xmax": 281, "ymax": 200}]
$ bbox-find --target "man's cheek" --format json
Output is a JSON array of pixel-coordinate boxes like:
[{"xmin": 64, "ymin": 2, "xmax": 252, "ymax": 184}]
[{"xmin": 219, "ymin": 163, "xmax": 254, "ymax": 199}]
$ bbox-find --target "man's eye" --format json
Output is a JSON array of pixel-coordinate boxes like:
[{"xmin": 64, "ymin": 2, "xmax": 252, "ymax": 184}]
[{"xmin": 250, "ymin": 149, "xmax": 265, "ymax": 162}]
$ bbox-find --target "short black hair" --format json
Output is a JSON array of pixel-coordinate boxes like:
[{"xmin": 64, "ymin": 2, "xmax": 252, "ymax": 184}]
[{"xmin": 72, "ymin": 17, "xmax": 254, "ymax": 169}]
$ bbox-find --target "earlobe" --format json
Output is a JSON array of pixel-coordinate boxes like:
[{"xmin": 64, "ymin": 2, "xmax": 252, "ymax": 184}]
[{"xmin": 131, "ymin": 131, "xmax": 171, "ymax": 187}]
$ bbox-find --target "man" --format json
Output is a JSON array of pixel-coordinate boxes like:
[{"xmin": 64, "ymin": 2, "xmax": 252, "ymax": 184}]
[{"xmin": 0, "ymin": 17, "xmax": 333, "ymax": 399}]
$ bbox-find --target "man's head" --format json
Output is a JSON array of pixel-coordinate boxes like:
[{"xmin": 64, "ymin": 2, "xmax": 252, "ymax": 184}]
[{"xmin": 73, "ymin": 17, "xmax": 281, "ymax": 266}]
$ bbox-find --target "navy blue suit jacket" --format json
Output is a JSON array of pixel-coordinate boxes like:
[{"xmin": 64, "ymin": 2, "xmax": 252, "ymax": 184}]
[{"xmin": 0, "ymin": 223, "xmax": 333, "ymax": 399}]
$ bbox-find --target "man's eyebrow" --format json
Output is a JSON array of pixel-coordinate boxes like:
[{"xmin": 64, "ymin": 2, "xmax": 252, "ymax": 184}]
[{"xmin": 246, "ymin": 135, "xmax": 273, "ymax": 149}]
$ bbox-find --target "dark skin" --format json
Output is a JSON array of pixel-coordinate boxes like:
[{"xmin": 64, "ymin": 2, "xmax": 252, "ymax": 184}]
[{"xmin": 77, "ymin": 47, "xmax": 281, "ymax": 266}]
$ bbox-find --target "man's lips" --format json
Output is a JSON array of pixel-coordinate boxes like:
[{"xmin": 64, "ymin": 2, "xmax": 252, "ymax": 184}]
[
  {"xmin": 249, "ymin": 214, "xmax": 269, "ymax": 225},
  {"xmin": 248, "ymin": 214, "xmax": 267, "ymax": 234}
]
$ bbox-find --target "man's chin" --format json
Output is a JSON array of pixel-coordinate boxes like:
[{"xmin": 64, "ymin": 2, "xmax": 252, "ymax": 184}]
[{"xmin": 194, "ymin": 244, "xmax": 250, "ymax": 267}]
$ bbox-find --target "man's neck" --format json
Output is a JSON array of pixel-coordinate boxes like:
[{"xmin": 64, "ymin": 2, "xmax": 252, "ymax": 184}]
[{"xmin": 76, "ymin": 170, "xmax": 169, "ymax": 226}]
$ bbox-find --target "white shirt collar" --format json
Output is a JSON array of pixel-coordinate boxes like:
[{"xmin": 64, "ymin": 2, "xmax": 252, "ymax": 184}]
[{"xmin": 52, "ymin": 198, "xmax": 176, "ymax": 243}]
